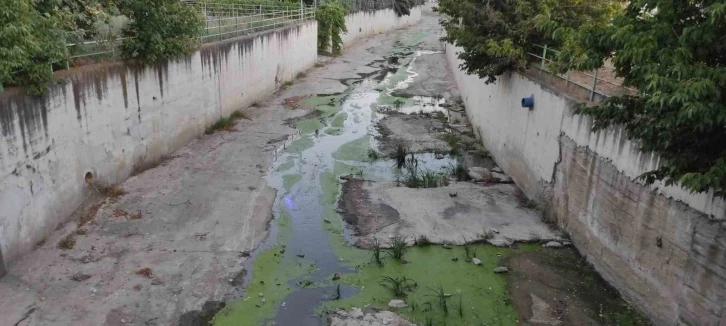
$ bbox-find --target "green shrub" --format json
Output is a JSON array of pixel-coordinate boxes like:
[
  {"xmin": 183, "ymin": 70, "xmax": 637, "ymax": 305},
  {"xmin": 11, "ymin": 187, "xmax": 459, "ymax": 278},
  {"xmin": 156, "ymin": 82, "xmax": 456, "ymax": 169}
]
[{"xmin": 119, "ymin": 0, "xmax": 203, "ymax": 63}]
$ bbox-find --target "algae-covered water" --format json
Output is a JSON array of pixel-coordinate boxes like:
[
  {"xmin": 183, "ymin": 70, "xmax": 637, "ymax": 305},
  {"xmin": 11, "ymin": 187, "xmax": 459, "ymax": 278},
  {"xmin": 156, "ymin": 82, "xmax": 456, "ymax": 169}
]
[{"xmin": 211, "ymin": 29, "xmax": 647, "ymax": 326}]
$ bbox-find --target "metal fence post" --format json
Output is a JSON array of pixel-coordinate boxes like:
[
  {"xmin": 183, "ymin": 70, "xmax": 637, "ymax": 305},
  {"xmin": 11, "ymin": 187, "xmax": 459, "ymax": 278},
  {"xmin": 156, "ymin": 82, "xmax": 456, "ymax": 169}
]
[
  {"xmin": 590, "ymin": 69, "xmax": 599, "ymax": 101},
  {"xmin": 540, "ymin": 45, "xmax": 548, "ymax": 76},
  {"xmin": 566, "ymin": 70, "xmax": 571, "ymax": 87}
]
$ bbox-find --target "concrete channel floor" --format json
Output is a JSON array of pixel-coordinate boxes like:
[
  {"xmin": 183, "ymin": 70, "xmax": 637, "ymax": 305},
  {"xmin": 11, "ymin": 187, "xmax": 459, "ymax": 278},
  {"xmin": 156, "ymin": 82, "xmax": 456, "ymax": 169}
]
[{"xmin": 0, "ymin": 4, "xmax": 565, "ymax": 326}]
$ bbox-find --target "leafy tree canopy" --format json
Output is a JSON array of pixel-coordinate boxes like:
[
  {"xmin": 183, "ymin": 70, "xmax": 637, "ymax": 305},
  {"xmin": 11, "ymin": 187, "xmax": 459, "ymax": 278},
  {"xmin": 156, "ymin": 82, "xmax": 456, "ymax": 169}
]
[
  {"xmin": 119, "ymin": 0, "xmax": 204, "ymax": 63},
  {"xmin": 316, "ymin": 0, "xmax": 347, "ymax": 55},
  {"xmin": 436, "ymin": 0, "xmax": 620, "ymax": 83},
  {"xmin": 550, "ymin": 0, "xmax": 726, "ymax": 195}
]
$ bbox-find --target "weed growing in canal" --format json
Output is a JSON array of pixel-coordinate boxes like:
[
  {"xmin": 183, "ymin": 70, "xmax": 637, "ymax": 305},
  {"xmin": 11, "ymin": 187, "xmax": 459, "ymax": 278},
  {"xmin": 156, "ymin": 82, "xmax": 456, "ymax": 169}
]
[
  {"xmin": 206, "ymin": 117, "xmax": 236, "ymax": 134},
  {"xmin": 387, "ymin": 236, "xmax": 408, "ymax": 261},
  {"xmin": 404, "ymin": 166, "xmax": 447, "ymax": 188},
  {"xmin": 314, "ymin": 62, "xmax": 326, "ymax": 68},
  {"xmin": 442, "ymin": 132, "xmax": 462, "ymax": 155},
  {"xmin": 392, "ymin": 142, "xmax": 410, "ymax": 168},
  {"xmin": 372, "ymin": 238, "xmax": 384, "ymax": 266},
  {"xmin": 393, "ymin": 99, "xmax": 405, "ymax": 110},
  {"xmin": 457, "ymin": 294, "xmax": 464, "ymax": 317},
  {"xmin": 58, "ymin": 233, "xmax": 76, "ymax": 250},
  {"xmin": 296, "ymin": 71, "xmax": 307, "ymax": 79},
  {"xmin": 380, "ymin": 276, "xmax": 417, "ymax": 297},
  {"xmin": 230, "ymin": 110, "xmax": 249, "ymax": 120},
  {"xmin": 451, "ymin": 160, "xmax": 469, "ymax": 181},
  {"xmin": 415, "ymin": 235, "xmax": 432, "ymax": 246},
  {"xmin": 427, "ymin": 284, "xmax": 449, "ymax": 315},
  {"xmin": 282, "ymin": 81, "xmax": 294, "ymax": 89}
]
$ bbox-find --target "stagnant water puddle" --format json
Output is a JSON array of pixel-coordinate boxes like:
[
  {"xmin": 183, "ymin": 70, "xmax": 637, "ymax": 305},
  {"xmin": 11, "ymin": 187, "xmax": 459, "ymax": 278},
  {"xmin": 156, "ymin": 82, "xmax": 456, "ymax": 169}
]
[{"xmin": 213, "ymin": 32, "xmax": 649, "ymax": 326}]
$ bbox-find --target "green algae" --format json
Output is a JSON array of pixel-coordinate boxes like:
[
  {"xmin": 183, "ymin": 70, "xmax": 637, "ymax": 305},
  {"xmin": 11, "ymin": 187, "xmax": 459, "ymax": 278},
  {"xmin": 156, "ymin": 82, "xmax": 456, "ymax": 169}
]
[
  {"xmin": 371, "ymin": 92, "xmax": 413, "ymax": 111},
  {"xmin": 287, "ymin": 135, "xmax": 314, "ymax": 153},
  {"xmin": 324, "ymin": 127, "xmax": 343, "ymax": 135},
  {"xmin": 332, "ymin": 136, "xmax": 372, "ymax": 162},
  {"xmin": 282, "ymin": 174, "xmax": 302, "ymax": 192},
  {"xmin": 322, "ymin": 245, "xmax": 520, "ymax": 326},
  {"xmin": 213, "ymin": 207, "xmax": 314, "ymax": 326},
  {"xmin": 276, "ymin": 156, "xmax": 296, "ymax": 173},
  {"xmin": 300, "ymin": 93, "xmax": 347, "ymax": 118},
  {"xmin": 332, "ymin": 112, "xmax": 348, "ymax": 128},
  {"xmin": 296, "ymin": 118, "xmax": 323, "ymax": 134}
]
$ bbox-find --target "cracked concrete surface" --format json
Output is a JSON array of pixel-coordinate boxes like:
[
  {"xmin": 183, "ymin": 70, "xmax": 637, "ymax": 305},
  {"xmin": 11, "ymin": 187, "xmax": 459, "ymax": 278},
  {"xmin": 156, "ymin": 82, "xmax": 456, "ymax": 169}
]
[{"xmin": 340, "ymin": 180, "xmax": 561, "ymax": 247}]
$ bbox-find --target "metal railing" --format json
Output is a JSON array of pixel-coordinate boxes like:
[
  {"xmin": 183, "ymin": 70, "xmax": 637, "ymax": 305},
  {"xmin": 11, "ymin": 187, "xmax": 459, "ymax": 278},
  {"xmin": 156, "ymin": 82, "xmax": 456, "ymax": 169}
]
[{"xmin": 528, "ymin": 44, "xmax": 637, "ymax": 102}]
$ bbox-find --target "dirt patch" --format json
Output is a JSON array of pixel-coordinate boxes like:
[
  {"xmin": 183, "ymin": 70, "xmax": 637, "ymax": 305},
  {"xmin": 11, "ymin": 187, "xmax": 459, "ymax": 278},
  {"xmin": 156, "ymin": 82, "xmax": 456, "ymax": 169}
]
[
  {"xmin": 338, "ymin": 179, "xmax": 402, "ymax": 240},
  {"xmin": 376, "ymin": 113, "xmax": 450, "ymax": 155},
  {"xmin": 506, "ymin": 248, "xmax": 649, "ymax": 326}
]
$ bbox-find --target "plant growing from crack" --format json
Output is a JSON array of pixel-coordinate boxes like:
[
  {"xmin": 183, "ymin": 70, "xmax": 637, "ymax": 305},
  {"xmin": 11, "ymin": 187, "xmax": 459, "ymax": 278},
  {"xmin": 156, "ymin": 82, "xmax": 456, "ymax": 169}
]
[
  {"xmin": 387, "ymin": 235, "xmax": 408, "ymax": 261},
  {"xmin": 379, "ymin": 275, "xmax": 417, "ymax": 297},
  {"xmin": 393, "ymin": 98, "xmax": 405, "ymax": 110}
]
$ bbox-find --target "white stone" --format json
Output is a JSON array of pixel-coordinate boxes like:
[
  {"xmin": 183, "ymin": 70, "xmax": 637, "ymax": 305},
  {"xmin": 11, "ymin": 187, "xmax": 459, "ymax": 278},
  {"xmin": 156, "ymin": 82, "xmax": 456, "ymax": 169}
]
[
  {"xmin": 472, "ymin": 257, "xmax": 482, "ymax": 265},
  {"xmin": 350, "ymin": 307, "xmax": 364, "ymax": 319},
  {"xmin": 388, "ymin": 299, "xmax": 407, "ymax": 308},
  {"xmin": 493, "ymin": 267, "xmax": 509, "ymax": 273},
  {"xmin": 543, "ymin": 241, "xmax": 563, "ymax": 248}
]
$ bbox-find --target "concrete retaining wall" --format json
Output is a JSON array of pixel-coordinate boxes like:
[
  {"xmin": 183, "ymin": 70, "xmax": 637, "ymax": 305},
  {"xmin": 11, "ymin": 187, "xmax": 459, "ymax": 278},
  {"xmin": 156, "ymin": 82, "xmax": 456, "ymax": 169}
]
[
  {"xmin": 341, "ymin": 7, "xmax": 421, "ymax": 48},
  {"xmin": 445, "ymin": 43, "xmax": 726, "ymax": 325},
  {"xmin": 0, "ymin": 22, "xmax": 318, "ymax": 273}
]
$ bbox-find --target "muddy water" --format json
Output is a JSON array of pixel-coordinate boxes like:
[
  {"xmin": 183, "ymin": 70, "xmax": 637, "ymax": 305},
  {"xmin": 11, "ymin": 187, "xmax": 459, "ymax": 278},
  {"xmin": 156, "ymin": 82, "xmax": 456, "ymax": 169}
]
[{"xmin": 213, "ymin": 46, "xmax": 455, "ymax": 325}]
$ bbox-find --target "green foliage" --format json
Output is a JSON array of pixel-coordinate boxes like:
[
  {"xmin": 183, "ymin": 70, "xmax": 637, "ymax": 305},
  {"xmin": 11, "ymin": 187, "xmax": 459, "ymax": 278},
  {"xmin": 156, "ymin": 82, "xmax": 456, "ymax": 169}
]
[
  {"xmin": 36, "ymin": 0, "xmax": 116, "ymax": 38},
  {"xmin": 379, "ymin": 275, "xmax": 417, "ymax": 297},
  {"xmin": 436, "ymin": 0, "xmax": 543, "ymax": 83},
  {"xmin": 316, "ymin": 0, "xmax": 347, "ymax": 55},
  {"xmin": 551, "ymin": 0, "xmax": 726, "ymax": 195},
  {"xmin": 436, "ymin": 0, "xmax": 620, "ymax": 83},
  {"xmin": 0, "ymin": 0, "xmax": 72, "ymax": 95},
  {"xmin": 119, "ymin": 0, "xmax": 203, "ymax": 62},
  {"xmin": 393, "ymin": 0, "xmax": 413, "ymax": 17},
  {"xmin": 387, "ymin": 235, "xmax": 408, "ymax": 261}
]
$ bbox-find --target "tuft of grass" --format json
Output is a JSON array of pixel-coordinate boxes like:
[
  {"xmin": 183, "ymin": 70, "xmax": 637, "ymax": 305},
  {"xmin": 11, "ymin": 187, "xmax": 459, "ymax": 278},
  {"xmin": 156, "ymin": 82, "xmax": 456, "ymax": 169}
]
[
  {"xmin": 393, "ymin": 99, "xmax": 405, "ymax": 110},
  {"xmin": 451, "ymin": 160, "xmax": 469, "ymax": 181},
  {"xmin": 206, "ymin": 117, "xmax": 236, "ymax": 134},
  {"xmin": 404, "ymin": 166, "xmax": 448, "ymax": 189},
  {"xmin": 415, "ymin": 235, "xmax": 432, "ymax": 247},
  {"xmin": 380, "ymin": 275, "xmax": 417, "ymax": 297},
  {"xmin": 387, "ymin": 235, "xmax": 408, "ymax": 262},
  {"xmin": 392, "ymin": 142, "xmax": 410, "ymax": 169},
  {"xmin": 442, "ymin": 132, "xmax": 461, "ymax": 155},
  {"xmin": 58, "ymin": 234, "xmax": 76, "ymax": 250},
  {"xmin": 296, "ymin": 71, "xmax": 307, "ymax": 79},
  {"xmin": 427, "ymin": 284, "xmax": 449, "ymax": 315},
  {"xmin": 372, "ymin": 238, "xmax": 384, "ymax": 266},
  {"xmin": 314, "ymin": 62, "xmax": 326, "ymax": 68},
  {"xmin": 230, "ymin": 110, "xmax": 250, "ymax": 120},
  {"xmin": 282, "ymin": 81, "xmax": 294, "ymax": 89}
]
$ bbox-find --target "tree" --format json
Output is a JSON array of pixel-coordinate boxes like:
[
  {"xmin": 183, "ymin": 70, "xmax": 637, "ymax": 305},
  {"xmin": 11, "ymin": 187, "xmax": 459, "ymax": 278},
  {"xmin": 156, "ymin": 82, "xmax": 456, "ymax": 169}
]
[
  {"xmin": 119, "ymin": 0, "xmax": 204, "ymax": 62},
  {"xmin": 0, "ymin": 0, "xmax": 72, "ymax": 95},
  {"xmin": 551, "ymin": 0, "xmax": 726, "ymax": 195},
  {"xmin": 316, "ymin": 0, "xmax": 347, "ymax": 55},
  {"xmin": 436, "ymin": 0, "xmax": 621, "ymax": 84},
  {"xmin": 436, "ymin": 0, "xmax": 543, "ymax": 84}
]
